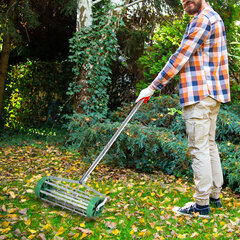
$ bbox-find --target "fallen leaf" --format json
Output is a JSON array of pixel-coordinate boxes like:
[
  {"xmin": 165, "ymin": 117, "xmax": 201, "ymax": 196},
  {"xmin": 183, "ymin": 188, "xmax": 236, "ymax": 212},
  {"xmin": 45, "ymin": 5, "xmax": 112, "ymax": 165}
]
[
  {"xmin": 77, "ymin": 228, "xmax": 92, "ymax": 235},
  {"xmin": 79, "ymin": 223, "xmax": 86, "ymax": 228},
  {"xmin": 19, "ymin": 208, "xmax": 28, "ymax": 215},
  {"xmin": 190, "ymin": 232, "xmax": 199, "ymax": 238},
  {"xmin": 106, "ymin": 222, "xmax": 117, "ymax": 229},
  {"xmin": 25, "ymin": 219, "xmax": 31, "ymax": 226},
  {"xmin": 56, "ymin": 226, "xmax": 65, "ymax": 236},
  {"xmin": 73, "ymin": 233, "xmax": 80, "ymax": 239},
  {"xmin": 26, "ymin": 189, "xmax": 34, "ymax": 193},
  {"xmin": 112, "ymin": 229, "xmax": 120, "ymax": 235},
  {"xmin": 28, "ymin": 229, "xmax": 37, "ymax": 234},
  {"xmin": 1, "ymin": 222, "xmax": 10, "ymax": 228},
  {"xmin": 80, "ymin": 232, "xmax": 88, "ymax": 239},
  {"xmin": 1, "ymin": 205, "xmax": 6, "ymax": 212},
  {"xmin": 156, "ymin": 226, "xmax": 164, "ymax": 232},
  {"xmin": 38, "ymin": 233, "xmax": 46, "ymax": 240},
  {"xmin": 9, "ymin": 191, "xmax": 16, "ymax": 199}
]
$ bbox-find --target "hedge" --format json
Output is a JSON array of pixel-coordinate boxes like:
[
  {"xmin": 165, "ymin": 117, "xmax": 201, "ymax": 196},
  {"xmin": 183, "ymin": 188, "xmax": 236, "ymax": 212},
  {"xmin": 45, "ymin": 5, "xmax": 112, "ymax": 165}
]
[{"xmin": 66, "ymin": 96, "xmax": 240, "ymax": 192}]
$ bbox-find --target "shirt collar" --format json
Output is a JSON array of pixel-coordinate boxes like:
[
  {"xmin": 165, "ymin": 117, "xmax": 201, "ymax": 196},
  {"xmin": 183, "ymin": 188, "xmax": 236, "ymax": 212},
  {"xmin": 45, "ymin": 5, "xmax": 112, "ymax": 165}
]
[{"xmin": 194, "ymin": 2, "xmax": 210, "ymax": 17}]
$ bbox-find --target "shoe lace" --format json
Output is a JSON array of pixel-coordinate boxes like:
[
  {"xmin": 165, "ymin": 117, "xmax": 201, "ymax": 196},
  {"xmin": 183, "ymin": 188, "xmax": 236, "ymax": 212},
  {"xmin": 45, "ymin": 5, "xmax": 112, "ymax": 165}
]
[{"xmin": 180, "ymin": 202, "xmax": 195, "ymax": 213}]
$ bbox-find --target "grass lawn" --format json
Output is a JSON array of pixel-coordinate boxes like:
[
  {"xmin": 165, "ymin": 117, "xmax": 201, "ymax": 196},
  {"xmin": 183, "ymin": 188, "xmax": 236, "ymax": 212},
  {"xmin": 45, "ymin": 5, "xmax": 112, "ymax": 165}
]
[{"xmin": 0, "ymin": 143, "xmax": 239, "ymax": 239}]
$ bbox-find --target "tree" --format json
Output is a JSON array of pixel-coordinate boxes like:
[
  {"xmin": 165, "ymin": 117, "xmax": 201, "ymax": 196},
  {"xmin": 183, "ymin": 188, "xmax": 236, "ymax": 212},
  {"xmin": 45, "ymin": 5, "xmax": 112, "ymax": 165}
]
[
  {"xmin": 0, "ymin": 0, "xmax": 39, "ymax": 120},
  {"xmin": 72, "ymin": 0, "xmax": 183, "ymax": 114}
]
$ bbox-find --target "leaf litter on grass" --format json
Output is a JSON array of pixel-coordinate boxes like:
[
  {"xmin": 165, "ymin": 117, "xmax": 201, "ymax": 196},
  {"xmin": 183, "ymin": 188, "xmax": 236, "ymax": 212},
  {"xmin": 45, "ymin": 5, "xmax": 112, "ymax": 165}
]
[{"xmin": 0, "ymin": 144, "xmax": 240, "ymax": 239}]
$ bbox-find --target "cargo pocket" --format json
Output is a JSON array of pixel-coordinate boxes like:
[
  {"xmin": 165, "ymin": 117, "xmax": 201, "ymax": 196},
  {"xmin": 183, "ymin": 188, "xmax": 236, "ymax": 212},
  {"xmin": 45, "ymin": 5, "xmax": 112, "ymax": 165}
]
[{"xmin": 182, "ymin": 102, "xmax": 209, "ymax": 121}]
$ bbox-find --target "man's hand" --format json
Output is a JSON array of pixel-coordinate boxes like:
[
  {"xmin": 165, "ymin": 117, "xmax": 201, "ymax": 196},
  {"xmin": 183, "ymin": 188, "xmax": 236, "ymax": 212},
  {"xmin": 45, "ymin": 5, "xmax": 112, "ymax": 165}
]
[{"xmin": 135, "ymin": 86, "xmax": 155, "ymax": 103}]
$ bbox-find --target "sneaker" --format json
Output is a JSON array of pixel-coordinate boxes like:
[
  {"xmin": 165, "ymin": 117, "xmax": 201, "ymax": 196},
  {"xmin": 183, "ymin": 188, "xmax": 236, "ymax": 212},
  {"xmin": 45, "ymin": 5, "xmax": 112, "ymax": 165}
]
[
  {"xmin": 172, "ymin": 202, "xmax": 210, "ymax": 218},
  {"xmin": 210, "ymin": 197, "xmax": 222, "ymax": 208}
]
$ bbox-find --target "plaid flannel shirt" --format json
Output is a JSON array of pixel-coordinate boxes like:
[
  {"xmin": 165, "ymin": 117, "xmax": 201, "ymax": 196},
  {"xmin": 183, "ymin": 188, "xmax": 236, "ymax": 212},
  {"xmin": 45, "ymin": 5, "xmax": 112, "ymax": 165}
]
[{"xmin": 151, "ymin": 3, "xmax": 231, "ymax": 106}]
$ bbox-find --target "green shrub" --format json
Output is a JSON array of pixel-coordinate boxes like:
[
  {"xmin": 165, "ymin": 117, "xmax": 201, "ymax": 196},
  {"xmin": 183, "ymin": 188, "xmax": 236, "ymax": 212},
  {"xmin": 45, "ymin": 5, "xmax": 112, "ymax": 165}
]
[
  {"xmin": 137, "ymin": 15, "xmax": 190, "ymax": 94},
  {"xmin": 219, "ymin": 142, "xmax": 240, "ymax": 192},
  {"xmin": 66, "ymin": 95, "xmax": 240, "ymax": 192},
  {"xmin": 66, "ymin": 117, "xmax": 191, "ymax": 176},
  {"xmin": 216, "ymin": 103, "xmax": 240, "ymax": 144},
  {"xmin": 4, "ymin": 60, "xmax": 73, "ymax": 128}
]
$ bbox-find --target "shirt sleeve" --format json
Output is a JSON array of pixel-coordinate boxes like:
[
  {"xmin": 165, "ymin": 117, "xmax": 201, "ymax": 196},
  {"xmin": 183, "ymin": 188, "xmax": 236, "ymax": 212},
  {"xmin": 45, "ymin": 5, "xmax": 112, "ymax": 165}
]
[{"xmin": 151, "ymin": 15, "xmax": 211, "ymax": 90}]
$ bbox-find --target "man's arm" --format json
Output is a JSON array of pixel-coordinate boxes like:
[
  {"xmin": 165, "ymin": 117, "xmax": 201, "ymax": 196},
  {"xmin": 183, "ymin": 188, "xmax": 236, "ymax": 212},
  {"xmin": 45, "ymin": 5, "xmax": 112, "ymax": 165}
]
[
  {"xmin": 151, "ymin": 15, "xmax": 211, "ymax": 90},
  {"xmin": 136, "ymin": 15, "xmax": 212, "ymax": 103}
]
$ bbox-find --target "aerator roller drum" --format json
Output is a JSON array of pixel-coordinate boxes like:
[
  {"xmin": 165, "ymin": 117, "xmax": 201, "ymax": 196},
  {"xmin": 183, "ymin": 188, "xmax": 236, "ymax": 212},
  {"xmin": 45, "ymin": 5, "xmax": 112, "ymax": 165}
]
[
  {"xmin": 35, "ymin": 100, "xmax": 144, "ymax": 218},
  {"xmin": 35, "ymin": 176, "xmax": 106, "ymax": 217}
]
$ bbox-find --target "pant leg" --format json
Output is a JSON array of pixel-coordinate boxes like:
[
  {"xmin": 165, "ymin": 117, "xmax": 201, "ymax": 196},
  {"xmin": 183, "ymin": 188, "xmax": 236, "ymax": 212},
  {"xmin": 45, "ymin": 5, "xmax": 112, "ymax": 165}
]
[
  {"xmin": 182, "ymin": 96, "xmax": 222, "ymax": 205},
  {"xmin": 208, "ymin": 101, "xmax": 223, "ymax": 199}
]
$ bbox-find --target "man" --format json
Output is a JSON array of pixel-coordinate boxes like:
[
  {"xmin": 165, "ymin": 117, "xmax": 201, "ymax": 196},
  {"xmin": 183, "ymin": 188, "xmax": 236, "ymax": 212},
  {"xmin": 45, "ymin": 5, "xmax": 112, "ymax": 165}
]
[{"xmin": 136, "ymin": 0, "xmax": 230, "ymax": 217}]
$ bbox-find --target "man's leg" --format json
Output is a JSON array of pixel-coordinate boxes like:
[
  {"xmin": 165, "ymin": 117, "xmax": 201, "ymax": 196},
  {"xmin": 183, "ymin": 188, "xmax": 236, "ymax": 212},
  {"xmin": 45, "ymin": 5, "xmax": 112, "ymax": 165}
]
[
  {"xmin": 183, "ymin": 98, "xmax": 212, "ymax": 206},
  {"xmin": 208, "ymin": 101, "xmax": 223, "ymax": 200}
]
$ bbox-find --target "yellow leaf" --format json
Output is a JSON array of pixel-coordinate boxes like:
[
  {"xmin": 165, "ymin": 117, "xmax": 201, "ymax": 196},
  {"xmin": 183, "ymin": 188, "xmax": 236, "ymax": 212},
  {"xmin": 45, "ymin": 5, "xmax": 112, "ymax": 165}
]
[
  {"xmin": 1, "ymin": 227, "xmax": 11, "ymax": 234},
  {"xmin": 28, "ymin": 229, "xmax": 37, "ymax": 234},
  {"xmin": 80, "ymin": 232, "xmax": 88, "ymax": 239},
  {"xmin": 9, "ymin": 191, "xmax": 16, "ymax": 199},
  {"xmin": 28, "ymin": 234, "xmax": 36, "ymax": 239},
  {"xmin": 203, "ymin": 219, "xmax": 208, "ymax": 223},
  {"xmin": 73, "ymin": 233, "xmax": 80, "ymax": 239},
  {"xmin": 25, "ymin": 219, "xmax": 31, "ymax": 226},
  {"xmin": 130, "ymin": 230, "xmax": 134, "ymax": 235},
  {"xmin": 8, "ymin": 208, "xmax": 18, "ymax": 214},
  {"xmin": 151, "ymin": 192, "xmax": 155, "ymax": 197},
  {"xmin": 139, "ymin": 218, "xmax": 145, "ymax": 225},
  {"xmin": 178, "ymin": 234, "xmax": 187, "ymax": 239},
  {"xmin": 43, "ymin": 223, "xmax": 53, "ymax": 231},
  {"xmin": 2, "ymin": 222, "xmax": 10, "ymax": 228},
  {"xmin": 156, "ymin": 226, "xmax": 164, "ymax": 232},
  {"xmin": 80, "ymin": 223, "xmax": 86, "ymax": 228},
  {"xmin": 112, "ymin": 229, "xmax": 120, "ymax": 235},
  {"xmin": 56, "ymin": 226, "xmax": 65, "ymax": 236}
]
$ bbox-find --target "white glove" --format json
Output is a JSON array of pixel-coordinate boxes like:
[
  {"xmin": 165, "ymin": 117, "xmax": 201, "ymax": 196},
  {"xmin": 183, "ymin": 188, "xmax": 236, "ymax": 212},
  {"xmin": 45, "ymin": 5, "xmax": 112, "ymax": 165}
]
[{"xmin": 135, "ymin": 86, "xmax": 155, "ymax": 103}]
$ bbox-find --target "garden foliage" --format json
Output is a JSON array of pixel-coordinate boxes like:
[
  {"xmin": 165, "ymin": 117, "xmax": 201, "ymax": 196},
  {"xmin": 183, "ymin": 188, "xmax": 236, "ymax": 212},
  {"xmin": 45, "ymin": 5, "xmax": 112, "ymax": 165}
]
[
  {"xmin": 66, "ymin": 95, "xmax": 240, "ymax": 192},
  {"xmin": 68, "ymin": 2, "xmax": 123, "ymax": 117},
  {"xmin": 137, "ymin": 15, "xmax": 190, "ymax": 94},
  {"xmin": 4, "ymin": 60, "xmax": 72, "ymax": 128}
]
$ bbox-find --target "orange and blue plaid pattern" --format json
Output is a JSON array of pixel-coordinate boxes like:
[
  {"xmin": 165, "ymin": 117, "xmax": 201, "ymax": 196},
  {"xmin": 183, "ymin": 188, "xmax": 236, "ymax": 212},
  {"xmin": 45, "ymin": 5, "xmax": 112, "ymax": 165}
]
[{"xmin": 151, "ymin": 4, "xmax": 231, "ymax": 106}]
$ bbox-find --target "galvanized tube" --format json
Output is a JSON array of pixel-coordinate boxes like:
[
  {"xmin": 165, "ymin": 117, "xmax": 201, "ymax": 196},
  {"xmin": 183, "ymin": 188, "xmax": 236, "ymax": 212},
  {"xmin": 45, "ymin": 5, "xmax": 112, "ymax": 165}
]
[{"xmin": 79, "ymin": 100, "xmax": 144, "ymax": 184}]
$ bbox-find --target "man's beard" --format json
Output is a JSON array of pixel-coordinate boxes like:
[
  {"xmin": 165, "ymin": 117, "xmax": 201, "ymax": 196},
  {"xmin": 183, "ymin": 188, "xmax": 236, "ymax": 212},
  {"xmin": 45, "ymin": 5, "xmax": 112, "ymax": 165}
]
[{"xmin": 184, "ymin": 0, "xmax": 202, "ymax": 15}]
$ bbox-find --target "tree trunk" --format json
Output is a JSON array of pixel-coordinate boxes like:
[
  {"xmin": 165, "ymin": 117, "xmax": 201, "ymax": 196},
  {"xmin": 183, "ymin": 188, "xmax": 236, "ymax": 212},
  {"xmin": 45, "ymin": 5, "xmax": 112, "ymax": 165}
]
[
  {"xmin": 0, "ymin": 34, "xmax": 10, "ymax": 120},
  {"xmin": 73, "ymin": 0, "xmax": 126, "ymax": 113},
  {"xmin": 76, "ymin": 0, "xmax": 93, "ymax": 31},
  {"xmin": 74, "ymin": 0, "xmax": 93, "ymax": 113}
]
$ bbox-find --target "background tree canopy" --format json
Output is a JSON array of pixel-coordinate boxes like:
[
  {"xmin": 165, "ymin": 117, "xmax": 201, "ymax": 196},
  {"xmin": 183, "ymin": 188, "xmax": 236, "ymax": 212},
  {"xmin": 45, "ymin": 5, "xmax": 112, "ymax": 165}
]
[{"xmin": 1, "ymin": 0, "xmax": 239, "ymax": 125}]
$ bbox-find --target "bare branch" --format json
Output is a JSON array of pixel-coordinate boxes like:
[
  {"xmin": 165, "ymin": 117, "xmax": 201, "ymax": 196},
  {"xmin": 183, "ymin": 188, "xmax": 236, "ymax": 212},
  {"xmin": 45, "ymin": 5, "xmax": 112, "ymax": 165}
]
[
  {"xmin": 122, "ymin": 0, "xmax": 143, "ymax": 9},
  {"xmin": 92, "ymin": 0, "xmax": 103, "ymax": 5},
  {"xmin": 115, "ymin": 0, "xmax": 143, "ymax": 10}
]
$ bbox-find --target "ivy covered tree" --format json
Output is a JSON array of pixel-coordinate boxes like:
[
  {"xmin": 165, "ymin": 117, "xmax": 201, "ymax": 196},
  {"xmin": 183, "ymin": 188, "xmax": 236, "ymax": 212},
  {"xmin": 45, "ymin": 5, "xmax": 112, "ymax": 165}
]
[
  {"xmin": 69, "ymin": 0, "xmax": 144, "ymax": 115},
  {"xmin": 69, "ymin": 0, "xmax": 185, "ymax": 115}
]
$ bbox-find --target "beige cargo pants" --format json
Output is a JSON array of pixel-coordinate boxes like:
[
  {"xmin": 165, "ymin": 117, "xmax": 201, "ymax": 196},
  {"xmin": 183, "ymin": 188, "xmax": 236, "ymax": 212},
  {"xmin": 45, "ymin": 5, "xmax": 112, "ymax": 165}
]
[{"xmin": 182, "ymin": 96, "xmax": 223, "ymax": 206}]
